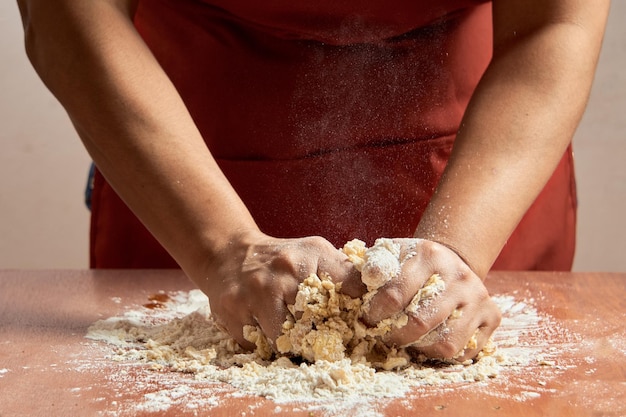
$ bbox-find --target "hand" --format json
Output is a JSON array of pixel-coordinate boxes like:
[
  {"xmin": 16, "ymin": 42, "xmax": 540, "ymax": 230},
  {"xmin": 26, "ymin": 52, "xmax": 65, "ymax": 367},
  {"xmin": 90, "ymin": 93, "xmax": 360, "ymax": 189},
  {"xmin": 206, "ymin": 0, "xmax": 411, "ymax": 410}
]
[
  {"xmin": 200, "ymin": 230, "xmax": 364, "ymax": 351},
  {"xmin": 362, "ymin": 239, "xmax": 501, "ymax": 361}
]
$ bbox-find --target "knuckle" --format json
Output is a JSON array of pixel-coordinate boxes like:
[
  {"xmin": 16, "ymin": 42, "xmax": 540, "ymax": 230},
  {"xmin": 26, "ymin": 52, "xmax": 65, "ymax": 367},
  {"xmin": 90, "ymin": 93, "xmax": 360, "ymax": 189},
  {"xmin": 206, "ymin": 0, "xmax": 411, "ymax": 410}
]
[
  {"xmin": 420, "ymin": 240, "xmax": 441, "ymax": 259},
  {"xmin": 475, "ymin": 285, "xmax": 490, "ymax": 300},
  {"xmin": 432, "ymin": 340, "xmax": 460, "ymax": 359},
  {"xmin": 301, "ymin": 236, "xmax": 333, "ymax": 255},
  {"xmin": 305, "ymin": 235, "xmax": 329, "ymax": 247},
  {"xmin": 487, "ymin": 305, "xmax": 503, "ymax": 328},
  {"xmin": 218, "ymin": 285, "xmax": 238, "ymax": 307},
  {"xmin": 495, "ymin": 308, "xmax": 503, "ymax": 325},
  {"xmin": 408, "ymin": 315, "xmax": 431, "ymax": 336},
  {"xmin": 452, "ymin": 264, "xmax": 477, "ymax": 283},
  {"xmin": 246, "ymin": 270, "xmax": 272, "ymax": 294},
  {"xmin": 214, "ymin": 289, "xmax": 244, "ymax": 323},
  {"xmin": 377, "ymin": 286, "xmax": 407, "ymax": 314},
  {"xmin": 270, "ymin": 253, "xmax": 307, "ymax": 278}
]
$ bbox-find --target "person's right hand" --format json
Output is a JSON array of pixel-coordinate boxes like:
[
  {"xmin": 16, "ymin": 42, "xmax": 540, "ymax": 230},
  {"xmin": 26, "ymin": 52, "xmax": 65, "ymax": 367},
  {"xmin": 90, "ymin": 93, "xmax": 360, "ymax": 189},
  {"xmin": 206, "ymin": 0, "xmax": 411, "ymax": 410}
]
[
  {"xmin": 198, "ymin": 230, "xmax": 365, "ymax": 351},
  {"xmin": 361, "ymin": 238, "xmax": 502, "ymax": 362}
]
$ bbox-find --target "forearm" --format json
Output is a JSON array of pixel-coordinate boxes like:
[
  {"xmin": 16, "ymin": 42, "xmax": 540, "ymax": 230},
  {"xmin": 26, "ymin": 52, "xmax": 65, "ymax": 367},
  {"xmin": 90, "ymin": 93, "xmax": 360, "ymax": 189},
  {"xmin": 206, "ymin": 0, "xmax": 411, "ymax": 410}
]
[
  {"xmin": 18, "ymin": 0, "xmax": 258, "ymax": 276},
  {"xmin": 415, "ymin": 0, "xmax": 609, "ymax": 277}
]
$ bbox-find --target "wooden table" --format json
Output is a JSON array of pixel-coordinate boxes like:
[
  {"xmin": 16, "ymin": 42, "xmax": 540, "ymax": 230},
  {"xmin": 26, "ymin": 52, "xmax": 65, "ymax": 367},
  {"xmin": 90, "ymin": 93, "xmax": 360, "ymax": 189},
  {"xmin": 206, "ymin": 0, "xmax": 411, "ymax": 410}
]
[{"xmin": 1, "ymin": 270, "xmax": 625, "ymax": 416}]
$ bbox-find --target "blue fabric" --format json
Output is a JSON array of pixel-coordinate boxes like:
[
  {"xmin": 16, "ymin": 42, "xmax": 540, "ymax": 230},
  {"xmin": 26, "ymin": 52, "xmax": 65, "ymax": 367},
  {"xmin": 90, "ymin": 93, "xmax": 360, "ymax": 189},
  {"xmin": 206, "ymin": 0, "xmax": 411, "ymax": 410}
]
[{"xmin": 85, "ymin": 162, "xmax": 95, "ymax": 211}]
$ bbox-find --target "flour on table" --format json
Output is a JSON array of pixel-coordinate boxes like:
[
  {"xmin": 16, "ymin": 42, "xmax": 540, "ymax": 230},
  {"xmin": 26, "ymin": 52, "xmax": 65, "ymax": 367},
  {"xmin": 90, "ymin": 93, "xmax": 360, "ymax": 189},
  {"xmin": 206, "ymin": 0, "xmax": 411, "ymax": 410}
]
[{"xmin": 85, "ymin": 238, "xmax": 572, "ymax": 416}]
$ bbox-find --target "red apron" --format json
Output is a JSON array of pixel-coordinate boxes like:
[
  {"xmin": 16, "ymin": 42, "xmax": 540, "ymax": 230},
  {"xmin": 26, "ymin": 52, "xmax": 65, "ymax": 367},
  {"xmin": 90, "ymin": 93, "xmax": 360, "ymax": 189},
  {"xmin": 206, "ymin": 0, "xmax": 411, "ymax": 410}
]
[{"xmin": 90, "ymin": 0, "xmax": 576, "ymax": 270}]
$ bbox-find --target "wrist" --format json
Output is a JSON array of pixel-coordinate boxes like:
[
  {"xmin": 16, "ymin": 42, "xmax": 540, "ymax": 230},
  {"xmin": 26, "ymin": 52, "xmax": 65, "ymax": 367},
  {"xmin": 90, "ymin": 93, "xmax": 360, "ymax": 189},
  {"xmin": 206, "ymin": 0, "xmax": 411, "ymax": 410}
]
[
  {"xmin": 186, "ymin": 225, "xmax": 266, "ymax": 286},
  {"xmin": 413, "ymin": 227, "xmax": 492, "ymax": 280}
]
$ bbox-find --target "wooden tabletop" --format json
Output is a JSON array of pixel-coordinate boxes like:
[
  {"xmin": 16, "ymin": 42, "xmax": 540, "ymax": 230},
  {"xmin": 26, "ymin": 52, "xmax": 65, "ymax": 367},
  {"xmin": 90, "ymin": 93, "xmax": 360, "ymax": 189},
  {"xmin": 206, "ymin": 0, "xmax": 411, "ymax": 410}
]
[{"xmin": 1, "ymin": 269, "xmax": 625, "ymax": 417}]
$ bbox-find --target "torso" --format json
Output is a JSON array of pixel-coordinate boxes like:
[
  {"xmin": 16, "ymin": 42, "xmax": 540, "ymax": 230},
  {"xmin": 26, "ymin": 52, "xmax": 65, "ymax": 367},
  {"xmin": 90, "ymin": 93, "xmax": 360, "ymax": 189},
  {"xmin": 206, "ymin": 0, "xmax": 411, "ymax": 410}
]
[{"xmin": 88, "ymin": 0, "xmax": 577, "ymax": 271}]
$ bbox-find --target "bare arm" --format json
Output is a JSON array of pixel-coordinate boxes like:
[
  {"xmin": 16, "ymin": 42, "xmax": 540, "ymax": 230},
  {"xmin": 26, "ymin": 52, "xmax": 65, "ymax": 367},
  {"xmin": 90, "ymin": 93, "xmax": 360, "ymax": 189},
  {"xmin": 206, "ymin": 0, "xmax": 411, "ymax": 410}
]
[
  {"xmin": 17, "ymin": 0, "xmax": 258, "ymax": 275},
  {"xmin": 17, "ymin": 0, "xmax": 362, "ymax": 348},
  {"xmin": 415, "ymin": 0, "xmax": 610, "ymax": 278},
  {"xmin": 366, "ymin": 0, "xmax": 609, "ymax": 360}
]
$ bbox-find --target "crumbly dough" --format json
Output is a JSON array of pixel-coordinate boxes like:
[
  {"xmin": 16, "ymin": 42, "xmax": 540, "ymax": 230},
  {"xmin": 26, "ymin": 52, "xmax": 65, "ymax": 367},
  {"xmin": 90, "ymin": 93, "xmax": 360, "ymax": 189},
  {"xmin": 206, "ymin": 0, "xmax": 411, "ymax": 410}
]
[
  {"xmin": 256, "ymin": 238, "xmax": 490, "ymax": 369},
  {"xmin": 359, "ymin": 238, "xmax": 401, "ymax": 289}
]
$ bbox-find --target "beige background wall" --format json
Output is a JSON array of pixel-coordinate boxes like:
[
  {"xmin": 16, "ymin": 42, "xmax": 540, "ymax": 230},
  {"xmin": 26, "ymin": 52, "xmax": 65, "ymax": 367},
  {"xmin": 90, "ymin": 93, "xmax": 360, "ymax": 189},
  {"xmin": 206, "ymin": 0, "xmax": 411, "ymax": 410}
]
[
  {"xmin": 1, "ymin": 2, "xmax": 91, "ymax": 268},
  {"xmin": 1, "ymin": 2, "xmax": 624, "ymax": 271}
]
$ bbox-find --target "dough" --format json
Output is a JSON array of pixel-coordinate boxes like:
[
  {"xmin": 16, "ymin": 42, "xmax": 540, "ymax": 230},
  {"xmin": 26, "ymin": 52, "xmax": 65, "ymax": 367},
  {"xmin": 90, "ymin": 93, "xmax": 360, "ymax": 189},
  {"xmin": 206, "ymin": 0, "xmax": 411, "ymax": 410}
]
[{"xmin": 249, "ymin": 238, "xmax": 490, "ymax": 370}]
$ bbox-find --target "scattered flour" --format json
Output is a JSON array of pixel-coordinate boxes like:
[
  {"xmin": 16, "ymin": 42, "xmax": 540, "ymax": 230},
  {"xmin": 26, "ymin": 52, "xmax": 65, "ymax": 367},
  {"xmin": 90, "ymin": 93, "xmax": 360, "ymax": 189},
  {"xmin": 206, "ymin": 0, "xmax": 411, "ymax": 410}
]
[
  {"xmin": 84, "ymin": 239, "xmax": 577, "ymax": 416},
  {"xmin": 85, "ymin": 290, "xmax": 572, "ymax": 415}
]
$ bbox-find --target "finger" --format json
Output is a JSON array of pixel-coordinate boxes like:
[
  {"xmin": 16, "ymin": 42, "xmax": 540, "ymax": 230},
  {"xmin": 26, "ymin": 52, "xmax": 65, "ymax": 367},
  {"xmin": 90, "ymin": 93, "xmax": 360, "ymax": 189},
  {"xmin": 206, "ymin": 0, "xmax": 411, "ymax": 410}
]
[
  {"xmin": 383, "ymin": 287, "xmax": 461, "ymax": 347},
  {"xmin": 214, "ymin": 314, "xmax": 257, "ymax": 351},
  {"xmin": 249, "ymin": 267, "xmax": 302, "ymax": 346},
  {"xmin": 451, "ymin": 300, "xmax": 502, "ymax": 361},
  {"xmin": 215, "ymin": 282, "xmax": 291, "ymax": 353},
  {"xmin": 321, "ymin": 256, "xmax": 365, "ymax": 298},
  {"xmin": 251, "ymin": 294, "xmax": 294, "ymax": 350},
  {"xmin": 301, "ymin": 237, "xmax": 365, "ymax": 298},
  {"xmin": 210, "ymin": 281, "xmax": 257, "ymax": 351},
  {"xmin": 409, "ymin": 298, "xmax": 501, "ymax": 360},
  {"xmin": 452, "ymin": 323, "xmax": 497, "ymax": 362},
  {"xmin": 361, "ymin": 254, "xmax": 438, "ymax": 325}
]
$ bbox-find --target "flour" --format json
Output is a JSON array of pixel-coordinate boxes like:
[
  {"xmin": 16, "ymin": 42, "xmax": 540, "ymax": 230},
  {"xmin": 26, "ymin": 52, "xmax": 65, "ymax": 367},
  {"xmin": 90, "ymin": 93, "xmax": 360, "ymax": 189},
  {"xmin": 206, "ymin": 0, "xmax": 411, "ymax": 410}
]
[
  {"xmin": 359, "ymin": 238, "xmax": 402, "ymax": 289},
  {"xmin": 85, "ymin": 289, "xmax": 570, "ymax": 415},
  {"xmin": 84, "ymin": 240, "xmax": 573, "ymax": 416}
]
